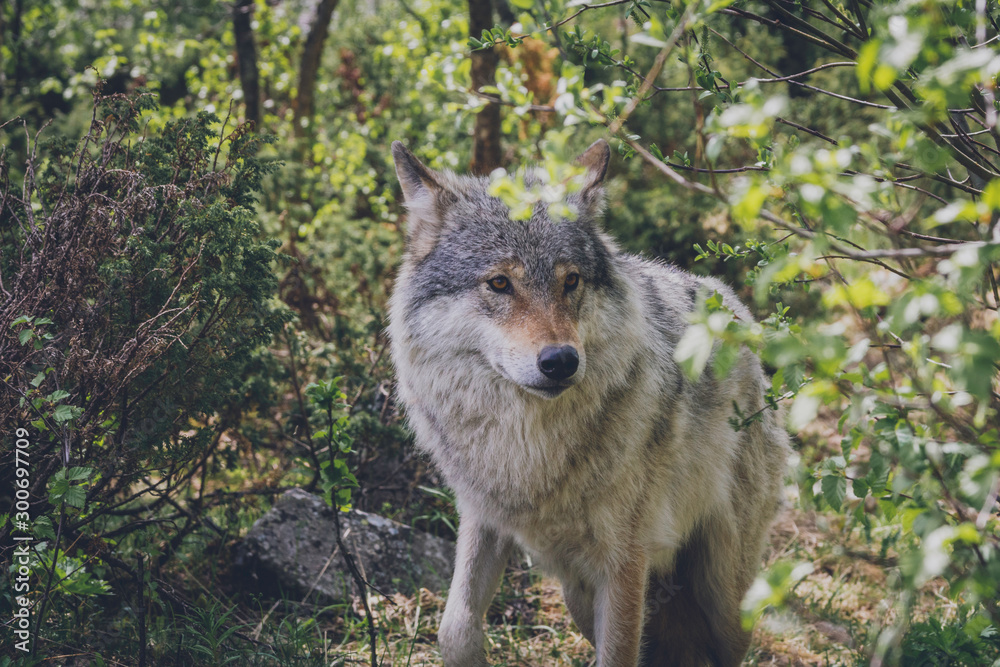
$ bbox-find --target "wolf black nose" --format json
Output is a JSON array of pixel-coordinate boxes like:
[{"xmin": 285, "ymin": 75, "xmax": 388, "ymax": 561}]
[{"xmin": 538, "ymin": 345, "xmax": 579, "ymax": 381}]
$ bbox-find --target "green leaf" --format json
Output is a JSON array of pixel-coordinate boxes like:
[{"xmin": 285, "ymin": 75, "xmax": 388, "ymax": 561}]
[
  {"xmin": 52, "ymin": 404, "xmax": 80, "ymax": 423},
  {"xmin": 675, "ymin": 323, "xmax": 714, "ymax": 380},
  {"xmin": 63, "ymin": 486, "xmax": 86, "ymax": 508},
  {"xmin": 821, "ymin": 474, "xmax": 846, "ymax": 510},
  {"xmin": 334, "ymin": 487, "xmax": 353, "ymax": 508},
  {"xmin": 865, "ymin": 450, "xmax": 890, "ymax": 494},
  {"xmin": 788, "ymin": 391, "xmax": 821, "ymax": 431},
  {"xmin": 64, "ymin": 467, "xmax": 93, "ymax": 482},
  {"xmin": 33, "ymin": 516, "xmax": 56, "ymax": 541},
  {"xmin": 705, "ymin": 0, "xmax": 738, "ymax": 13},
  {"xmin": 18, "ymin": 329, "xmax": 33, "ymax": 345},
  {"xmin": 712, "ymin": 341, "xmax": 740, "ymax": 379},
  {"xmin": 856, "ymin": 40, "xmax": 880, "ymax": 93}
]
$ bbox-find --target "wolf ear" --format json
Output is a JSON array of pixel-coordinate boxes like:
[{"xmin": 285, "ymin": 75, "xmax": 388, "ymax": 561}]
[
  {"xmin": 575, "ymin": 139, "xmax": 610, "ymax": 214},
  {"xmin": 392, "ymin": 141, "xmax": 452, "ymax": 259},
  {"xmin": 392, "ymin": 141, "xmax": 442, "ymax": 203}
]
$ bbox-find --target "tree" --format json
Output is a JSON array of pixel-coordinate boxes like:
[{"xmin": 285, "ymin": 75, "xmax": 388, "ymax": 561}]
[
  {"xmin": 469, "ymin": 0, "xmax": 502, "ymax": 174},
  {"xmin": 232, "ymin": 0, "xmax": 260, "ymax": 126},
  {"xmin": 295, "ymin": 0, "xmax": 340, "ymax": 138}
]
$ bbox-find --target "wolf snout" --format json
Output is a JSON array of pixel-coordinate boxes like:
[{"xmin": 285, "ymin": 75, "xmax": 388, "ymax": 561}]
[{"xmin": 537, "ymin": 345, "xmax": 580, "ymax": 381}]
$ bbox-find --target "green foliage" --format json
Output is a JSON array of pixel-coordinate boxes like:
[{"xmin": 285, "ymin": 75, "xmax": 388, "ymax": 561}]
[
  {"xmin": 28, "ymin": 549, "xmax": 111, "ymax": 598},
  {"xmin": 415, "ymin": 485, "xmax": 459, "ymax": 539},
  {"xmin": 1, "ymin": 86, "xmax": 285, "ymax": 662},
  {"xmin": 179, "ymin": 604, "xmax": 250, "ymax": 665},
  {"xmin": 900, "ymin": 614, "xmax": 1000, "ymax": 666},
  {"xmin": 48, "ymin": 467, "xmax": 94, "ymax": 509},
  {"xmin": 470, "ymin": 26, "xmax": 524, "ymax": 50},
  {"xmin": 306, "ymin": 377, "xmax": 358, "ymax": 510}
]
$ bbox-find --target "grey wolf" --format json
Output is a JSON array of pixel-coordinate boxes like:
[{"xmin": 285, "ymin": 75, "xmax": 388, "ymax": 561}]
[{"xmin": 387, "ymin": 139, "xmax": 790, "ymax": 667}]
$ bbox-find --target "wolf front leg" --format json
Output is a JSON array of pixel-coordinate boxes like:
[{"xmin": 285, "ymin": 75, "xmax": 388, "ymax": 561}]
[
  {"xmin": 593, "ymin": 550, "xmax": 648, "ymax": 667},
  {"xmin": 439, "ymin": 517, "xmax": 514, "ymax": 667}
]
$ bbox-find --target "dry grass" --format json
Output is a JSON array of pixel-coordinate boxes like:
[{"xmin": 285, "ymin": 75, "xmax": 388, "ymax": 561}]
[{"xmin": 309, "ymin": 498, "xmax": 966, "ymax": 666}]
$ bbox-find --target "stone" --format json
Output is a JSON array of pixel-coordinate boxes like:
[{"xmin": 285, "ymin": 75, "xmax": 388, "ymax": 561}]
[{"xmin": 235, "ymin": 488, "xmax": 454, "ymax": 603}]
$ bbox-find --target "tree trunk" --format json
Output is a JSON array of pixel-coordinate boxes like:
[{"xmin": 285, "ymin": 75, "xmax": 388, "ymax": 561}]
[
  {"xmin": 0, "ymin": 0, "xmax": 7, "ymax": 98},
  {"xmin": 294, "ymin": 0, "xmax": 339, "ymax": 137},
  {"xmin": 232, "ymin": 0, "xmax": 261, "ymax": 127},
  {"xmin": 469, "ymin": 0, "xmax": 501, "ymax": 175},
  {"xmin": 2, "ymin": 0, "xmax": 26, "ymax": 95}
]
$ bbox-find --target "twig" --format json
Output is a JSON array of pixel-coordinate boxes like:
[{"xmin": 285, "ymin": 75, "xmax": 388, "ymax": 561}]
[
  {"xmin": 761, "ymin": 210, "xmax": 1000, "ymax": 259},
  {"xmin": 748, "ymin": 61, "xmax": 856, "ymax": 84},
  {"xmin": 284, "ymin": 328, "xmax": 321, "ymax": 492},
  {"xmin": 137, "ymin": 554, "xmax": 147, "ymax": 667},
  {"xmin": 775, "ymin": 117, "xmax": 837, "ymax": 145},
  {"xmin": 469, "ymin": 90, "xmax": 556, "ymax": 113},
  {"xmin": 31, "ymin": 502, "xmax": 67, "ymax": 656},
  {"xmin": 849, "ymin": 0, "xmax": 869, "ymax": 37},
  {"xmin": 321, "ymin": 392, "xmax": 383, "ymax": 665},
  {"xmin": 547, "ymin": 0, "xmax": 635, "ymax": 33},
  {"xmin": 818, "ymin": 0, "xmax": 865, "ymax": 38},
  {"xmin": 664, "ymin": 161, "xmax": 768, "ymax": 173},
  {"xmin": 332, "ymin": 508, "xmax": 380, "ymax": 667}
]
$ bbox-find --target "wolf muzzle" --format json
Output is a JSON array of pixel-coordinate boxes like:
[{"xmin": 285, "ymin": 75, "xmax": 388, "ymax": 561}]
[{"xmin": 537, "ymin": 345, "xmax": 580, "ymax": 381}]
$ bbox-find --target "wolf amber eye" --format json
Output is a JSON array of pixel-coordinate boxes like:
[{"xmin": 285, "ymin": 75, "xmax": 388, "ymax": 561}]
[
  {"xmin": 565, "ymin": 273, "xmax": 580, "ymax": 291},
  {"xmin": 488, "ymin": 276, "xmax": 510, "ymax": 292}
]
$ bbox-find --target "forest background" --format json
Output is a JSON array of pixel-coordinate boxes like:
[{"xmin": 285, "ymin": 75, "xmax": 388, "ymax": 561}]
[{"xmin": 1, "ymin": 0, "xmax": 1000, "ymax": 664}]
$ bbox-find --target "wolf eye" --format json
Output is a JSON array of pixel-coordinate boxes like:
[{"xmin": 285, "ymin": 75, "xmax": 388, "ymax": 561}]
[
  {"xmin": 564, "ymin": 273, "xmax": 580, "ymax": 291},
  {"xmin": 488, "ymin": 276, "xmax": 511, "ymax": 293}
]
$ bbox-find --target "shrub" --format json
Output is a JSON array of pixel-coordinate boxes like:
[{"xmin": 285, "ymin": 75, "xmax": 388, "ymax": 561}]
[{"xmin": 0, "ymin": 86, "xmax": 286, "ymax": 659}]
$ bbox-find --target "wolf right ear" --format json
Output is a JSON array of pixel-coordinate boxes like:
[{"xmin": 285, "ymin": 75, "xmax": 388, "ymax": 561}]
[
  {"xmin": 392, "ymin": 141, "xmax": 452, "ymax": 259},
  {"xmin": 575, "ymin": 139, "xmax": 611, "ymax": 214},
  {"xmin": 578, "ymin": 139, "xmax": 610, "ymax": 188},
  {"xmin": 392, "ymin": 141, "xmax": 442, "ymax": 203}
]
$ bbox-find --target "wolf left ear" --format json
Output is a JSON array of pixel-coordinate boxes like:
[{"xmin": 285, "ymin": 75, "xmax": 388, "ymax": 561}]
[{"xmin": 575, "ymin": 139, "xmax": 610, "ymax": 212}]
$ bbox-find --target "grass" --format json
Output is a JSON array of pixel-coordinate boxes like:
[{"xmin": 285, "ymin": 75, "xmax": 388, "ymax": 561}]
[{"xmin": 315, "ymin": 505, "xmax": 963, "ymax": 666}]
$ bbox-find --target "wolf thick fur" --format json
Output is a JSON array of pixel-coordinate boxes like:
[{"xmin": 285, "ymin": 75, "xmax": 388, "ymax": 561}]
[{"xmin": 387, "ymin": 139, "xmax": 790, "ymax": 667}]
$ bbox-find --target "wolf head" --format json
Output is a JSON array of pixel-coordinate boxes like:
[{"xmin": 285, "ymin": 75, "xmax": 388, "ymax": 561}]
[{"xmin": 390, "ymin": 140, "xmax": 618, "ymax": 400}]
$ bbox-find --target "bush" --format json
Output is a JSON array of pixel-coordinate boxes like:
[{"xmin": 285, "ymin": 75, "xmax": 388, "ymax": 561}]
[{"xmin": 0, "ymin": 86, "xmax": 286, "ymax": 660}]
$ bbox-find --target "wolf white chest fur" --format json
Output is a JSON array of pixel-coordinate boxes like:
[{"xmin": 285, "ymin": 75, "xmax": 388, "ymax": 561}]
[{"xmin": 388, "ymin": 139, "xmax": 789, "ymax": 667}]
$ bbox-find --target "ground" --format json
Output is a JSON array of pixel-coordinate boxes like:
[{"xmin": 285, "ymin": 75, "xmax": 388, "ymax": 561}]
[{"xmin": 302, "ymin": 502, "xmax": 948, "ymax": 667}]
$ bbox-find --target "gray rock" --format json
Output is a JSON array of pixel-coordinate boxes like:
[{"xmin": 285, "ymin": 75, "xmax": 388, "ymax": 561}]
[{"xmin": 236, "ymin": 488, "xmax": 454, "ymax": 603}]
